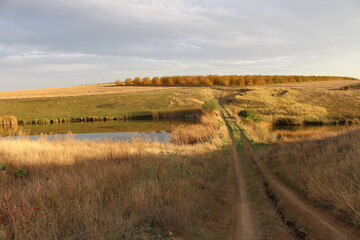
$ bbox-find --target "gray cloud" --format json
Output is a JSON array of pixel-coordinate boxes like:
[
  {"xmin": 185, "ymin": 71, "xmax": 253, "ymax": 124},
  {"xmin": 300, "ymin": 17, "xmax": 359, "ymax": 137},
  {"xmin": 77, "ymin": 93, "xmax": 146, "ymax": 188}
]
[{"xmin": 0, "ymin": 0, "xmax": 359, "ymax": 91}]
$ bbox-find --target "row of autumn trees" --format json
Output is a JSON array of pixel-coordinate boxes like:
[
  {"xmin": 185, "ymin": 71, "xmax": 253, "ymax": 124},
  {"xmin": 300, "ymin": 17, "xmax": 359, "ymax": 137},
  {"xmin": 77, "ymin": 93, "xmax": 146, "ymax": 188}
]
[{"xmin": 115, "ymin": 75, "xmax": 357, "ymax": 87}]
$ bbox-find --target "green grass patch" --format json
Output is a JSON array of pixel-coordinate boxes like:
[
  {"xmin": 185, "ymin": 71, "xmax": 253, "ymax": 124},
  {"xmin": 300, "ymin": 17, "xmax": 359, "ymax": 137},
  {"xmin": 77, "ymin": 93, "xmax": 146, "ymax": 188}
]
[
  {"xmin": 0, "ymin": 88, "xmax": 212, "ymax": 121},
  {"xmin": 203, "ymin": 98, "xmax": 220, "ymax": 113}
]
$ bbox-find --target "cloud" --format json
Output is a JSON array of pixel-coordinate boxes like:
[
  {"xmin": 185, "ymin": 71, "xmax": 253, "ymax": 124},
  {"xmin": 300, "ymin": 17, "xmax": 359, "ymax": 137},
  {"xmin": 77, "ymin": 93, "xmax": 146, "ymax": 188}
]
[{"xmin": 0, "ymin": 0, "xmax": 359, "ymax": 91}]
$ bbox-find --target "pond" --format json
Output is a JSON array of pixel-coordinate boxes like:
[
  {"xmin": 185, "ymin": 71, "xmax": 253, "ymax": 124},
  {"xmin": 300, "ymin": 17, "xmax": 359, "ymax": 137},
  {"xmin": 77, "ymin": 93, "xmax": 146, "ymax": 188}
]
[{"xmin": 0, "ymin": 120, "xmax": 196, "ymax": 142}]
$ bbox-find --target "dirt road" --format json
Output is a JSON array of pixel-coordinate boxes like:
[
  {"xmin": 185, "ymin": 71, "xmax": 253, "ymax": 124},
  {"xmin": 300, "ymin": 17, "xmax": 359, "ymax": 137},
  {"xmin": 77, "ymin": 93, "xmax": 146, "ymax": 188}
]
[
  {"xmin": 225, "ymin": 115, "xmax": 258, "ymax": 240},
  {"xmin": 223, "ymin": 109, "xmax": 297, "ymax": 240},
  {"xmin": 229, "ymin": 117, "xmax": 360, "ymax": 240}
]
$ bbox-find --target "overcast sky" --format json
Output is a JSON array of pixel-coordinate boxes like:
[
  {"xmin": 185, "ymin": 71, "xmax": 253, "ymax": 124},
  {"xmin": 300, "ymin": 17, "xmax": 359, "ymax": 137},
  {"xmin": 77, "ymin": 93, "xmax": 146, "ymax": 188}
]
[{"xmin": 0, "ymin": 0, "xmax": 359, "ymax": 91}]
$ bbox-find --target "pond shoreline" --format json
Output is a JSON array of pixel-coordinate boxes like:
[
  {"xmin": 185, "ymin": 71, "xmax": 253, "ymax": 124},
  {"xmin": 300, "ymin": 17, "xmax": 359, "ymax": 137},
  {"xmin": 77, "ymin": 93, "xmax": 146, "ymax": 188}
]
[
  {"xmin": 0, "ymin": 119, "xmax": 198, "ymax": 142},
  {"xmin": 0, "ymin": 108, "xmax": 203, "ymax": 126}
]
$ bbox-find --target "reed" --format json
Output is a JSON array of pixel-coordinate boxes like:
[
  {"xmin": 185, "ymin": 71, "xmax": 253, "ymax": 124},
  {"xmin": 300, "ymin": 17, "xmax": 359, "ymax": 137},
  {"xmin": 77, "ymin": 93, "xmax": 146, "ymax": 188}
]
[
  {"xmin": 0, "ymin": 114, "xmax": 232, "ymax": 239},
  {"xmin": 0, "ymin": 137, "xmax": 231, "ymax": 239},
  {"xmin": 171, "ymin": 113, "xmax": 225, "ymax": 145},
  {"xmin": 0, "ymin": 116, "xmax": 17, "ymax": 127}
]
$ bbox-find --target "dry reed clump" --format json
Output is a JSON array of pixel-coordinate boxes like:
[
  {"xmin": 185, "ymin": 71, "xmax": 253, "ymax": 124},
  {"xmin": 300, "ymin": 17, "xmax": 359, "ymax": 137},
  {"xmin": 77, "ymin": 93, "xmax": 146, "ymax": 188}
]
[
  {"xmin": 170, "ymin": 113, "xmax": 225, "ymax": 145},
  {"xmin": 0, "ymin": 116, "xmax": 17, "ymax": 127},
  {"xmin": 0, "ymin": 137, "xmax": 230, "ymax": 239},
  {"xmin": 259, "ymin": 129, "xmax": 360, "ymax": 227}
]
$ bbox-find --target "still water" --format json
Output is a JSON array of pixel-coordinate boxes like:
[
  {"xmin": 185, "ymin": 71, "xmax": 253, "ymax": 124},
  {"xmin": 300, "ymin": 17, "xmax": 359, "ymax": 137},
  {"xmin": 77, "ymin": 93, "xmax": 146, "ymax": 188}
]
[{"xmin": 0, "ymin": 120, "xmax": 196, "ymax": 142}]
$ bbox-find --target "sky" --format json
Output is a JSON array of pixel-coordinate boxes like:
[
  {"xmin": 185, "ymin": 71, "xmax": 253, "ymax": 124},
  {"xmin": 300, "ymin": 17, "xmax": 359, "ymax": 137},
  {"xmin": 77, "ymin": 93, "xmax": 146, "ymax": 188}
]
[{"xmin": 0, "ymin": 0, "xmax": 359, "ymax": 91}]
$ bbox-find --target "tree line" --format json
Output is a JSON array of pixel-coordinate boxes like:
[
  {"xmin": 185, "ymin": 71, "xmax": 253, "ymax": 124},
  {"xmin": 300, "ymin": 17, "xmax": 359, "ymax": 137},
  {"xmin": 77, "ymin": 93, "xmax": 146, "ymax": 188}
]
[{"xmin": 115, "ymin": 75, "xmax": 357, "ymax": 86}]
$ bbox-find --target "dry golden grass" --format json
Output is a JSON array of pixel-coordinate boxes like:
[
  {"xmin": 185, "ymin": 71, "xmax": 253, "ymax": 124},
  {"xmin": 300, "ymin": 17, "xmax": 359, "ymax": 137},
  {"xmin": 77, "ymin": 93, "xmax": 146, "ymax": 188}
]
[
  {"xmin": 0, "ymin": 84, "xmax": 184, "ymax": 100},
  {"xmin": 171, "ymin": 113, "xmax": 225, "ymax": 145},
  {"xmin": 0, "ymin": 116, "xmax": 17, "ymax": 127},
  {"xmin": 231, "ymin": 86, "xmax": 360, "ymax": 125},
  {"xmin": 272, "ymin": 126, "xmax": 360, "ymax": 142},
  {"xmin": 259, "ymin": 129, "xmax": 360, "ymax": 227},
  {"xmin": 230, "ymin": 107, "xmax": 360, "ymax": 144},
  {"xmin": 0, "ymin": 115, "xmax": 232, "ymax": 239},
  {"xmin": 265, "ymin": 80, "xmax": 360, "ymax": 89}
]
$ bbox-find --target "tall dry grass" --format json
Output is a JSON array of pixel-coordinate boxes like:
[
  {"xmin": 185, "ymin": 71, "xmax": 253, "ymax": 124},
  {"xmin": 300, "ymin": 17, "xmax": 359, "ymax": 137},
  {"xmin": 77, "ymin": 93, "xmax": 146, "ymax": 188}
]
[
  {"xmin": 0, "ymin": 116, "xmax": 17, "ymax": 127},
  {"xmin": 259, "ymin": 129, "xmax": 360, "ymax": 227},
  {"xmin": 0, "ymin": 85, "xmax": 180, "ymax": 100},
  {"xmin": 171, "ymin": 113, "xmax": 226, "ymax": 145},
  {"xmin": 0, "ymin": 127, "xmax": 230, "ymax": 239}
]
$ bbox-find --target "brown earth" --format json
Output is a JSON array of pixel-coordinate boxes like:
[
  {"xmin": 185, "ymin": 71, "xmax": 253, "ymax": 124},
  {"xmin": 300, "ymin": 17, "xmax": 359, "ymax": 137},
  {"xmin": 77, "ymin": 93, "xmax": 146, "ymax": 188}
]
[{"xmin": 226, "ymin": 121, "xmax": 257, "ymax": 239}]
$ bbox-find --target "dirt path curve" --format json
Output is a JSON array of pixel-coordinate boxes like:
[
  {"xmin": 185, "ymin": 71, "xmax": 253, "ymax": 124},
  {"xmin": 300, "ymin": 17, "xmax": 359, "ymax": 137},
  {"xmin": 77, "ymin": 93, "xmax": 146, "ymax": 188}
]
[
  {"xmin": 222, "ymin": 110, "xmax": 258, "ymax": 240},
  {"xmin": 230, "ymin": 119, "xmax": 360, "ymax": 240}
]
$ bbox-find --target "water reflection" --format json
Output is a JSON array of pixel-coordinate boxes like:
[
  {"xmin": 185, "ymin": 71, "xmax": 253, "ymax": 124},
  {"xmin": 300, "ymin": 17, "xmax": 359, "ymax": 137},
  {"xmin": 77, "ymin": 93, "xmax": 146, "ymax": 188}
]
[{"xmin": 0, "ymin": 120, "xmax": 196, "ymax": 142}]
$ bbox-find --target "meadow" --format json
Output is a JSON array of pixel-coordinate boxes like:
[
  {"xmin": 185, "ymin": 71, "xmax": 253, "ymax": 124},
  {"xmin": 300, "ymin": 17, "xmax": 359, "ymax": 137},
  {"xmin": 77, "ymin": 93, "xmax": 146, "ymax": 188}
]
[
  {"xmin": 0, "ymin": 113, "xmax": 236, "ymax": 240},
  {"xmin": 0, "ymin": 85, "xmax": 180, "ymax": 100},
  {"xmin": 231, "ymin": 87, "xmax": 360, "ymax": 126},
  {"xmin": 259, "ymin": 129, "xmax": 360, "ymax": 227},
  {"xmin": 1, "ymin": 78, "xmax": 360, "ymax": 239},
  {"xmin": 0, "ymin": 88, "xmax": 212, "ymax": 123},
  {"xmin": 224, "ymin": 80, "xmax": 360, "ymax": 231}
]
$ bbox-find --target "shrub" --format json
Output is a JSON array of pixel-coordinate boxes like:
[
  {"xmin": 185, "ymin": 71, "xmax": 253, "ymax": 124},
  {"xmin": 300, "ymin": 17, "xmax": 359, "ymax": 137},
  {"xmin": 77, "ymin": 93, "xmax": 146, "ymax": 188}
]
[
  {"xmin": 161, "ymin": 76, "xmax": 174, "ymax": 85},
  {"xmin": 16, "ymin": 168, "xmax": 28, "ymax": 177},
  {"xmin": 124, "ymin": 78, "xmax": 133, "ymax": 85},
  {"xmin": 115, "ymin": 80, "xmax": 123, "ymax": 85},
  {"xmin": 203, "ymin": 99, "xmax": 220, "ymax": 113},
  {"xmin": 112, "ymin": 75, "xmax": 355, "ymax": 87},
  {"xmin": 152, "ymin": 77, "xmax": 161, "ymax": 85},
  {"xmin": 134, "ymin": 77, "xmax": 142, "ymax": 85},
  {"xmin": 142, "ymin": 77, "xmax": 152, "ymax": 85},
  {"xmin": 238, "ymin": 109, "xmax": 261, "ymax": 122},
  {"xmin": 0, "ymin": 163, "xmax": 9, "ymax": 171}
]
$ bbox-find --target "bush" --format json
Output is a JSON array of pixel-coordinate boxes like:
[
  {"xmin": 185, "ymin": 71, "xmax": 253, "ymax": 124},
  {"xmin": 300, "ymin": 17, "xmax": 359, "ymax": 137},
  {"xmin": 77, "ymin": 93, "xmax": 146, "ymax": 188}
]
[
  {"xmin": 115, "ymin": 80, "xmax": 123, "ymax": 85},
  {"xmin": 238, "ymin": 109, "xmax": 260, "ymax": 122},
  {"xmin": 133, "ymin": 77, "xmax": 142, "ymax": 85},
  {"xmin": 202, "ymin": 99, "xmax": 219, "ymax": 113},
  {"xmin": 111, "ymin": 75, "xmax": 357, "ymax": 87},
  {"xmin": 142, "ymin": 77, "xmax": 152, "ymax": 85},
  {"xmin": 152, "ymin": 77, "xmax": 161, "ymax": 85},
  {"xmin": 16, "ymin": 168, "xmax": 28, "ymax": 177},
  {"xmin": 124, "ymin": 78, "xmax": 133, "ymax": 85}
]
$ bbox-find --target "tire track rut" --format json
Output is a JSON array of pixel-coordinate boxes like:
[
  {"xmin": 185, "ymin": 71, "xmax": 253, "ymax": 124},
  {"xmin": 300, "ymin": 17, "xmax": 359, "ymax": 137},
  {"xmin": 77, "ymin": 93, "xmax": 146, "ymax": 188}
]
[
  {"xmin": 223, "ymin": 110, "xmax": 258, "ymax": 240},
  {"xmin": 229, "ymin": 115, "xmax": 360, "ymax": 240}
]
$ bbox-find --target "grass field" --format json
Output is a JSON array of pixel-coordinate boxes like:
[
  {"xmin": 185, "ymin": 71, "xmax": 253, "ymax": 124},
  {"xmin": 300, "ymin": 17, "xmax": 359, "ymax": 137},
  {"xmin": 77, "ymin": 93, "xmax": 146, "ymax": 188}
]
[
  {"xmin": 259, "ymin": 129, "xmax": 360, "ymax": 227},
  {"xmin": 0, "ymin": 114, "xmax": 235, "ymax": 239},
  {"xmin": 265, "ymin": 80, "xmax": 359, "ymax": 89},
  {"xmin": 223, "ymin": 81, "xmax": 360, "ymax": 230},
  {"xmin": 0, "ymin": 85, "xmax": 182, "ymax": 100},
  {"xmin": 2, "ymin": 80, "xmax": 360, "ymax": 238},
  {"xmin": 0, "ymin": 88, "xmax": 212, "ymax": 121},
  {"xmin": 229, "ymin": 87, "xmax": 360, "ymax": 126}
]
